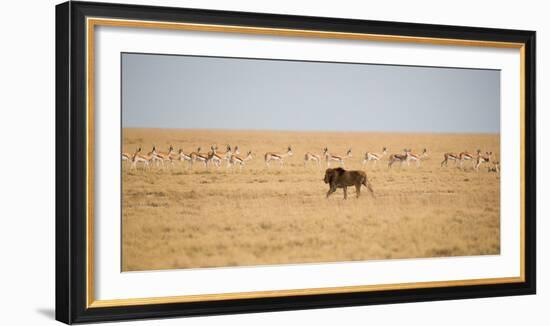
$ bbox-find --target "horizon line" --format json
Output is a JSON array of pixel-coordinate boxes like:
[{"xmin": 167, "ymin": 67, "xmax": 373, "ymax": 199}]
[{"xmin": 122, "ymin": 127, "xmax": 500, "ymax": 135}]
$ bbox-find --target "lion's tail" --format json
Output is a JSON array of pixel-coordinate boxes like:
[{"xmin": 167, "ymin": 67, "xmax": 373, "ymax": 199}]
[{"xmin": 362, "ymin": 176, "xmax": 375, "ymax": 198}]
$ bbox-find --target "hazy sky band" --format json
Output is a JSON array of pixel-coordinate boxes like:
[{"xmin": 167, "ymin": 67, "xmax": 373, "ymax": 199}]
[{"xmin": 122, "ymin": 53, "xmax": 500, "ymax": 133}]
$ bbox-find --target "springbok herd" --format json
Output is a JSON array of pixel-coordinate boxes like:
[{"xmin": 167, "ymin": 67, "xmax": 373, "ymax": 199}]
[{"xmin": 122, "ymin": 145, "xmax": 499, "ymax": 172}]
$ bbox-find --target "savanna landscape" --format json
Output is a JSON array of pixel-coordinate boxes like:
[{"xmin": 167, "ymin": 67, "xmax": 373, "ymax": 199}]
[{"xmin": 121, "ymin": 128, "xmax": 500, "ymax": 272}]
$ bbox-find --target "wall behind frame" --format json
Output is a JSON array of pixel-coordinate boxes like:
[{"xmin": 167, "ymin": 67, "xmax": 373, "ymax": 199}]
[{"xmin": 0, "ymin": 0, "xmax": 546, "ymax": 325}]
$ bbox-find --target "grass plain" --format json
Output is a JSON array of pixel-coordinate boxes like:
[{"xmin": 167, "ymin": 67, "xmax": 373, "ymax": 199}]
[{"xmin": 122, "ymin": 128, "xmax": 500, "ymax": 272}]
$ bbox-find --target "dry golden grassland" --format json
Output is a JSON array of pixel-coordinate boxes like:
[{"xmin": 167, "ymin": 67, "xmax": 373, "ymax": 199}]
[{"xmin": 122, "ymin": 128, "xmax": 500, "ymax": 271}]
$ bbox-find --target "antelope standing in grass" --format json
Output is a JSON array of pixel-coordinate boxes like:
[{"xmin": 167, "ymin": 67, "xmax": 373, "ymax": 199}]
[
  {"xmin": 122, "ymin": 147, "xmax": 140, "ymax": 167},
  {"xmin": 207, "ymin": 145, "xmax": 230, "ymax": 168},
  {"xmin": 122, "ymin": 152, "xmax": 131, "ymax": 164},
  {"xmin": 190, "ymin": 147, "xmax": 209, "ymax": 168},
  {"xmin": 217, "ymin": 145, "xmax": 234, "ymax": 166},
  {"xmin": 388, "ymin": 149, "xmax": 408, "ymax": 168},
  {"xmin": 265, "ymin": 146, "xmax": 293, "ymax": 167},
  {"xmin": 147, "ymin": 146, "xmax": 165, "ymax": 168},
  {"xmin": 208, "ymin": 145, "xmax": 232, "ymax": 157},
  {"xmin": 177, "ymin": 148, "xmax": 192, "ymax": 168},
  {"xmin": 229, "ymin": 150, "xmax": 253, "ymax": 170},
  {"xmin": 325, "ymin": 148, "xmax": 352, "ymax": 167},
  {"xmin": 459, "ymin": 150, "xmax": 479, "ymax": 169},
  {"xmin": 131, "ymin": 148, "xmax": 154, "ymax": 170},
  {"xmin": 304, "ymin": 149, "xmax": 323, "ymax": 167},
  {"xmin": 154, "ymin": 146, "xmax": 176, "ymax": 168},
  {"xmin": 441, "ymin": 152, "xmax": 461, "ymax": 167},
  {"xmin": 475, "ymin": 151, "xmax": 493, "ymax": 172},
  {"xmin": 405, "ymin": 148, "xmax": 428, "ymax": 167},
  {"xmin": 362, "ymin": 147, "xmax": 387, "ymax": 166}
]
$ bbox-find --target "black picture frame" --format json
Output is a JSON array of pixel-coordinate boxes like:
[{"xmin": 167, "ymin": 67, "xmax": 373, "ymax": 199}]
[{"xmin": 56, "ymin": 1, "xmax": 536, "ymax": 324}]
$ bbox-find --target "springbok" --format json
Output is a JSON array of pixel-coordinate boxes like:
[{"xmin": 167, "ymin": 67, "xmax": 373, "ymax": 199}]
[
  {"xmin": 388, "ymin": 149, "xmax": 408, "ymax": 168},
  {"xmin": 475, "ymin": 151, "xmax": 493, "ymax": 172},
  {"xmin": 122, "ymin": 147, "xmax": 139, "ymax": 167},
  {"xmin": 154, "ymin": 146, "xmax": 176, "ymax": 169},
  {"xmin": 177, "ymin": 148, "xmax": 192, "ymax": 168},
  {"xmin": 189, "ymin": 147, "xmax": 209, "ymax": 168},
  {"xmin": 459, "ymin": 150, "xmax": 479, "ymax": 169},
  {"xmin": 229, "ymin": 150, "xmax": 253, "ymax": 170},
  {"xmin": 362, "ymin": 147, "xmax": 387, "ymax": 166},
  {"xmin": 441, "ymin": 152, "xmax": 460, "ymax": 167},
  {"xmin": 218, "ymin": 145, "xmax": 234, "ymax": 166},
  {"xmin": 325, "ymin": 148, "xmax": 352, "ymax": 167},
  {"xmin": 405, "ymin": 148, "xmax": 428, "ymax": 167},
  {"xmin": 130, "ymin": 148, "xmax": 153, "ymax": 170},
  {"xmin": 207, "ymin": 145, "xmax": 229, "ymax": 168},
  {"xmin": 304, "ymin": 149, "xmax": 323, "ymax": 167},
  {"xmin": 147, "ymin": 146, "xmax": 164, "ymax": 168},
  {"xmin": 122, "ymin": 152, "xmax": 131, "ymax": 164},
  {"xmin": 265, "ymin": 146, "xmax": 293, "ymax": 167}
]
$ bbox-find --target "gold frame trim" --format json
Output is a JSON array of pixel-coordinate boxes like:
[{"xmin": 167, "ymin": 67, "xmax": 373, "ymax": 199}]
[{"xmin": 85, "ymin": 17, "xmax": 527, "ymax": 308}]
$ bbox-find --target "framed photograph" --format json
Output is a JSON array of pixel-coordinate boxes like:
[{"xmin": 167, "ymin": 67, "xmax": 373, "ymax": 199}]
[{"xmin": 56, "ymin": 1, "xmax": 536, "ymax": 324}]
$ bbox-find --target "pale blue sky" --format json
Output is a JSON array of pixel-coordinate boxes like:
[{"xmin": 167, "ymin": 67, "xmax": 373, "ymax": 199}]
[{"xmin": 122, "ymin": 53, "xmax": 500, "ymax": 133}]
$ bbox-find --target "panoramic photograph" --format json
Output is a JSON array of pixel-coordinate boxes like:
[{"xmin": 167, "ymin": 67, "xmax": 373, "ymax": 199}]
[{"xmin": 121, "ymin": 53, "xmax": 500, "ymax": 272}]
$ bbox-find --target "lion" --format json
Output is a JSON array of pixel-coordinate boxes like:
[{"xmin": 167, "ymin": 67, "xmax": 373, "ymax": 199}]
[{"xmin": 324, "ymin": 167, "xmax": 374, "ymax": 199}]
